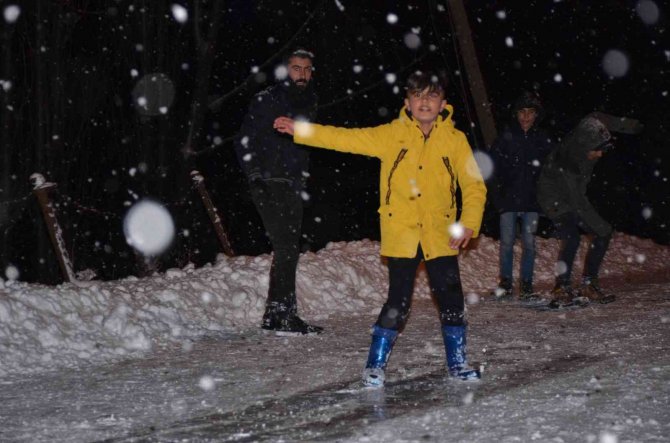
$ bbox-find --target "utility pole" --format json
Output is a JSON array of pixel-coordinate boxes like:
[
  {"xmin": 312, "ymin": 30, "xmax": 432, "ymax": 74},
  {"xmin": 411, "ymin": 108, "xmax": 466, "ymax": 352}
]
[{"xmin": 447, "ymin": 0, "xmax": 497, "ymax": 147}]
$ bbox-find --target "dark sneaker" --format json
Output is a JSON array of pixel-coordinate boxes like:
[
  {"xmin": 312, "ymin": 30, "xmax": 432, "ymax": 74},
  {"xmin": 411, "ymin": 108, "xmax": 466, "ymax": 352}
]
[
  {"xmin": 262, "ymin": 314, "xmax": 324, "ymax": 336},
  {"xmin": 579, "ymin": 278, "xmax": 616, "ymax": 304},
  {"xmin": 519, "ymin": 280, "xmax": 539, "ymax": 301},
  {"xmin": 548, "ymin": 284, "xmax": 575, "ymax": 308},
  {"xmin": 492, "ymin": 278, "xmax": 513, "ymax": 299}
]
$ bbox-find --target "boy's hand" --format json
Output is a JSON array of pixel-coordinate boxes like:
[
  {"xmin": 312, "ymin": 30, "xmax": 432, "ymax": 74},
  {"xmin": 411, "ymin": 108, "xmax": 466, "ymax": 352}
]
[
  {"xmin": 449, "ymin": 227, "xmax": 474, "ymax": 250},
  {"xmin": 273, "ymin": 117, "xmax": 295, "ymax": 135}
]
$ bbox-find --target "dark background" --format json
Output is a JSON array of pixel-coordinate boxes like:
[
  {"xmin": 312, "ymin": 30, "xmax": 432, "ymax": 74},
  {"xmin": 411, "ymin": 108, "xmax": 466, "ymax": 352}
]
[{"xmin": 0, "ymin": 0, "xmax": 667, "ymax": 284}]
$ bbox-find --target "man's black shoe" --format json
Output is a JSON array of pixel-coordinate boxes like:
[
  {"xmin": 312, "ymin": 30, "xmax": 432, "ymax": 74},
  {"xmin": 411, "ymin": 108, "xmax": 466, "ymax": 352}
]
[{"xmin": 262, "ymin": 314, "xmax": 323, "ymax": 336}]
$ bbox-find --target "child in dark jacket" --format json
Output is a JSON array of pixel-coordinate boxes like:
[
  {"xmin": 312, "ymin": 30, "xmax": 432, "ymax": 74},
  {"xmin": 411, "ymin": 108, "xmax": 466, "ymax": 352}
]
[
  {"xmin": 489, "ymin": 92, "xmax": 552, "ymax": 299},
  {"xmin": 537, "ymin": 114, "xmax": 616, "ymax": 307}
]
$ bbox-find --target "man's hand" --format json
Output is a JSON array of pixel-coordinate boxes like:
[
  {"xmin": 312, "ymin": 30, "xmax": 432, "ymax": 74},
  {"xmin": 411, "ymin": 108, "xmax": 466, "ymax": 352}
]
[
  {"xmin": 449, "ymin": 227, "xmax": 474, "ymax": 250},
  {"xmin": 273, "ymin": 117, "xmax": 295, "ymax": 135}
]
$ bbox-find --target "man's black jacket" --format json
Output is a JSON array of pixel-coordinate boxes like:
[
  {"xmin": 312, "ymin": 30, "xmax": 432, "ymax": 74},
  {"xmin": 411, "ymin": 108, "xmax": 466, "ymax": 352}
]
[{"xmin": 234, "ymin": 81, "xmax": 317, "ymax": 192}]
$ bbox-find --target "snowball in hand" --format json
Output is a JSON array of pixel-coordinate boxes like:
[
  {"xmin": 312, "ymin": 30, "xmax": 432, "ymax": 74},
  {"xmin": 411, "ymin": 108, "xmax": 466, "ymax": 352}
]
[{"xmin": 123, "ymin": 200, "xmax": 175, "ymax": 256}]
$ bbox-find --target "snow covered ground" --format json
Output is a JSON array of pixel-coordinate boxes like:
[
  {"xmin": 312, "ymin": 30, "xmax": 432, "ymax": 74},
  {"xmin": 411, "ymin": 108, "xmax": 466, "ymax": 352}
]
[{"xmin": 0, "ymin": 233, "xmax": 669, "ymax": 442}]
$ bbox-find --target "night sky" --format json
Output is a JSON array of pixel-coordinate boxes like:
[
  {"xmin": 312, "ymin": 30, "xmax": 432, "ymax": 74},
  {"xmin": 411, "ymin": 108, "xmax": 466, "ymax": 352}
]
[{"xmin": 0, "ymin": 0, "xmax": 667, "ymax": 284}]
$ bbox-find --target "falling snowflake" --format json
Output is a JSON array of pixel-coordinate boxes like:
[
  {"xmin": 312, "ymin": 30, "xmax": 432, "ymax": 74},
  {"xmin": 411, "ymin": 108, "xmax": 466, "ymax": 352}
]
[
  {"xmin": 602, "ymin": 49, "xmax": 630, "ymax": 77},
  {"xmin": 554, "ymin": 261, "xmax": 568, "ymax": 276},
  {"xmin": 473, "ymin": 151, "xmax": 494, "ymax": 180},
  {"xmin": 123, "ymin": 200, "xmax": 175, "ymax": 256},
  {"xmin": 636, "ymin": 0, "xmax": 659, "ymax": 25},
  {"xmin": 387, "ymin": 13, "xmax": 398, "ymax": 24},
  {"xmin": 295, "ymin": 120, "xmax": 315, "ymax": 139},
  {"xmin": 448, "ymin": 222, "xmax": 464, "ymax": 239},
  {"xmin": 404, "ymin": 33, "xmax": 421, "ymax": 50},
  {"xmin": 599, "ymin": 431, "xmax": 619, "ymax": 443},
  {"xmin": 171, "ymin": 4, "xmax": 188, "ymax": 23},
  {"xmin": 274, "ymin": 64, "xmax": 288, "ymax": 80},
  {"xmin": 3, "ymin": 5, "xmax": 20, "ymax": 23},
  {"xmin": 5, "ymin": 265, "xmax": 19, "ymax": 281},
  {"xmin": 198, "ymin": 375, "xmax": 215, "ymax": 391}
]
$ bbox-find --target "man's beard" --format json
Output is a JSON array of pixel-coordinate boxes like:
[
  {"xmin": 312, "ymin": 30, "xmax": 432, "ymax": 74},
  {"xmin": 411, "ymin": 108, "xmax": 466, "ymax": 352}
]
[{"xmin": 287, "ymin": 79, "xmax": 315, "ymax": 108}]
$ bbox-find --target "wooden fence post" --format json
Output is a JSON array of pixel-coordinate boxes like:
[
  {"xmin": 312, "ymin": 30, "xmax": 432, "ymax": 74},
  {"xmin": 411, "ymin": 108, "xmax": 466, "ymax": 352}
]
[
  {"xmin": 191, "ymin": 170, "xmax": 234, "ymax": 257},
  {"xmin": 30, "ymin": 173, "xmax": 76, "ymax": 282}
]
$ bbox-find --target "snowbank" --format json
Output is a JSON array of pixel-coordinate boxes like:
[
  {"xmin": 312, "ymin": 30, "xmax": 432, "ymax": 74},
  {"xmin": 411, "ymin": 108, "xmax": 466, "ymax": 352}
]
[{"xmin": 0, "ymin": 233, "xmax": 667, "ymax": 377}]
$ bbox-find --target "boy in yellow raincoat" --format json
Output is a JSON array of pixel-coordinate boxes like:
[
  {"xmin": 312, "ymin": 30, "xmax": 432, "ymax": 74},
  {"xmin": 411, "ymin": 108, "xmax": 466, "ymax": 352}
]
[{"xmin": 274, "ymin": 71, "xmax": 487, "ymax": 385}]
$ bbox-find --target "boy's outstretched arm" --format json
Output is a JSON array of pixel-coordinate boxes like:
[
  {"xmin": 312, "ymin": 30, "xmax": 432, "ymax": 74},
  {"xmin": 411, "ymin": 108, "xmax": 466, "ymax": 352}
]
[{"xmin": 273, "ymin": 116, "xmax": 389, "ymax": 159}]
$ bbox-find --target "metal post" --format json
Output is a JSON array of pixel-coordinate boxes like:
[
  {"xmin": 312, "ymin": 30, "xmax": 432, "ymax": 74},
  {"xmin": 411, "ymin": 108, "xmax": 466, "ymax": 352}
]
[
  {"xmin": 30, "ymin": 173, "xmax": 76, "ymax": 282},
  {"xmin": 191, "ymin": 170, "xmax": 234, "ymax": 257}
]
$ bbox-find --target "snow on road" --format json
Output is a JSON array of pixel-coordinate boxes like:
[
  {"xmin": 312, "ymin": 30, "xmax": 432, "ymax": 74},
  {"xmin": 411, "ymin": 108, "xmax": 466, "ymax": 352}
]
[{"xmin": 0, "ymin": 234, "xmax": 668, "ymax": 441}]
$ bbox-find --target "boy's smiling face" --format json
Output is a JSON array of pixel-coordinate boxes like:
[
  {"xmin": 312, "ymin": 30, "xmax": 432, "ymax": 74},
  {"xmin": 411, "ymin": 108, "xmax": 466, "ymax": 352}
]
[{"xmin": 405, "ymin": 87, "xmax": 447, "ymax": 126}]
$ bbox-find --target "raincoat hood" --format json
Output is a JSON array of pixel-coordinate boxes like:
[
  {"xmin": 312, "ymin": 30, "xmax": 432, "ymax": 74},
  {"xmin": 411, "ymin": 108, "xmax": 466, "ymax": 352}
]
[{"xmin": 399, "ymin": 103, "xmax": 454, "ymax": 127}]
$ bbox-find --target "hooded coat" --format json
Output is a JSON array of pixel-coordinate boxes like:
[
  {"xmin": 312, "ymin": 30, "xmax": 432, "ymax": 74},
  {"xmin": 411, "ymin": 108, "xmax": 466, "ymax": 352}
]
[
  {"xmin": 294, "ymin": 105, "xmax": 487, "ymax": 259},
  {"xmin": 537, "ymin": 114, "xmax": 613, "ymax": 236},
  {"xmin": 234, "ymin": 80, "xmax": 317, "ymax": 191}
]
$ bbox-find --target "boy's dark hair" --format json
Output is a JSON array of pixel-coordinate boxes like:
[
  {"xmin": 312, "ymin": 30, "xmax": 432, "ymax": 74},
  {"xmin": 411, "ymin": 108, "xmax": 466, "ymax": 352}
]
[
  {"xmin": 405, "ymin": 70, "xmax": 447, "ymax": 96},
  {"xmin": 284, "ymin": 48, "xmax": 315, "ymax": 64},
  {"xmin": 512, "ymin": 90, "xmax": 544, "ymax": 121}
]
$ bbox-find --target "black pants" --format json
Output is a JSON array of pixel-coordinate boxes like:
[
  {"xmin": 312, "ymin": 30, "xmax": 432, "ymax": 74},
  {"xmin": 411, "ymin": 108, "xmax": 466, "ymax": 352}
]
[
  {"xmin": 376, "ymin": 245, "xmax": 465, "ymax": 330},
  {"xmin": 250, "ymin": 181, "xmax": 303, "ymax": 315},
  {"xmin": 554, "ymin": 212, "xmax": 611, "ymax": 285}
]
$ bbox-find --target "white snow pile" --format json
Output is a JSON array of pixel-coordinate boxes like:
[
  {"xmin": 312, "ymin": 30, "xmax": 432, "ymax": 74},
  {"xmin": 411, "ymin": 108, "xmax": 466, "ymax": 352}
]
[{"xmin": 0, "ymin": 233, "xmax": 667, "ymax": 377}]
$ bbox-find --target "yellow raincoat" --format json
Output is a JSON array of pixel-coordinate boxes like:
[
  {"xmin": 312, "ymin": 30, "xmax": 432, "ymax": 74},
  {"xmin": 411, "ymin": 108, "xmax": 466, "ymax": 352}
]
[{"xmin": 294, "ymin": 105, "xmax": 486, "ymax": 259}]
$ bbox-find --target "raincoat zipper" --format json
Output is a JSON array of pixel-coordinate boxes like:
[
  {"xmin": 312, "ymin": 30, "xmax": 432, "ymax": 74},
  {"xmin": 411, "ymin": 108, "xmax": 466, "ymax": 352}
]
[
  {"xmin": 385, "ymin": 149, "xmax": 408, "ymax": 205},
  {"xmin": 442, "ymin": 156, "xmax": 456, "ymax": 209}
]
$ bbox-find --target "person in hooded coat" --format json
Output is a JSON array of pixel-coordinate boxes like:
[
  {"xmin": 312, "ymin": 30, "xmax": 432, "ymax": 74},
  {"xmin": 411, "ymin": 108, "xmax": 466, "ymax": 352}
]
[
  {"xmin": 489, "ymin": 91, "xmax": 553, "ymax": 299},
  {"xmin": 537, "ymin": 113, "xmax": 616, "ymax": 307},
  {"xmin": 273, "ymin": 71, "xmax": 487, "ymax": 385},
  {"xmin": 234, "ymin": 49, "xmax": 322, "ymax": 335}
]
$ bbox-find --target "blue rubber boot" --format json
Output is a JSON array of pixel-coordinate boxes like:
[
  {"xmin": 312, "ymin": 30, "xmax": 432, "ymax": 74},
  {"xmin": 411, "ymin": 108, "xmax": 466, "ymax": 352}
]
[
  {"xmin": 442, "ymin": 325, "xmax": 481, "ymax": 381},
  {"xmin": 362, "ymin": 325, "xmax": 398, "ymax": 387}
]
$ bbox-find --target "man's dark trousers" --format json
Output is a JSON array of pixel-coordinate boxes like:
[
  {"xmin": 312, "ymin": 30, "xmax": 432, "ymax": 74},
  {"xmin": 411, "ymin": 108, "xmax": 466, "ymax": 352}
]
[{"xmin": 250, "ymin": 181, "xmax": 303, "ymax": 315}]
